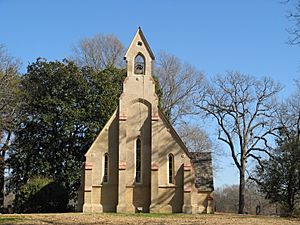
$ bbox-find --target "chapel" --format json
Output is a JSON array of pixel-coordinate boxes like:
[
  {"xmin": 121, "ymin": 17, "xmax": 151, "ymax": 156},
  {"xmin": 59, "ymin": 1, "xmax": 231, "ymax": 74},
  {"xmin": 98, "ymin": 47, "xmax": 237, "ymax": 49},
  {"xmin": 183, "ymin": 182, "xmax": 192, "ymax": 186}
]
[{"xmin": 77, "ymin": 28, "xmax": 214, "ymax": 214}]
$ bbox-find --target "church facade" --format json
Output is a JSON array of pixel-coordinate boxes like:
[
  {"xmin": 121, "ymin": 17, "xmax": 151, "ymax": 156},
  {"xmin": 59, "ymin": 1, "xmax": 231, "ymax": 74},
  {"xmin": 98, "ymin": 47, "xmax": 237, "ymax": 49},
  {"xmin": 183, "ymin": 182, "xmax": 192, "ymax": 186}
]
[{"xmin": 78, "ymin": 28, "xmax": 214, "ymax": 214}]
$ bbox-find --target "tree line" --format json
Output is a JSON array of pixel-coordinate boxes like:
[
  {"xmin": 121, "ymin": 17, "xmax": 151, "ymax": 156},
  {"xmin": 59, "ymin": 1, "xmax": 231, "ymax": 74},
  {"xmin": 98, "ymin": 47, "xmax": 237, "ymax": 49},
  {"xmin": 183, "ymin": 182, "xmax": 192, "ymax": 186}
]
[{"xmin": 0, "ymin": 10, "xmax": 300, "ymax": 214}]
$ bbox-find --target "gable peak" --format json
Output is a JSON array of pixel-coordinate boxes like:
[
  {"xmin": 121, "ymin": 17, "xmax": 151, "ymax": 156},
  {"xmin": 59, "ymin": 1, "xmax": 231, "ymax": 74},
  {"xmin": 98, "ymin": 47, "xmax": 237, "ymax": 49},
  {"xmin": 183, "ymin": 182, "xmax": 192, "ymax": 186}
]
[{"xmin": 124, "ymin": 27, "xmax": 155, "ymax": 60}]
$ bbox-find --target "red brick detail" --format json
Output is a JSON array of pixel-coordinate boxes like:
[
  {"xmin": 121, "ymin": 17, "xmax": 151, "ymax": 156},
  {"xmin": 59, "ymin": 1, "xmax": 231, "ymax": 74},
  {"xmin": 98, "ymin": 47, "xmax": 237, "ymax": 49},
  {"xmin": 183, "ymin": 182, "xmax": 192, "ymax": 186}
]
[
  {"xmin": 119, "ymin": 161, "xmax": 126, "ymax": 170},
  {"xmin": 152, "ymin": 112, "xmax": 159, "ymax": 121},
  {"xmin": 151, "ymin": 162, "xmax": 159, "ymax": 171},
  {"xmin": 119, "ymin": 114, "xmax": 127, "ymax": 121},
  {"xmin": 85, "ymin": 186, "xmax": 92, "ymax": 192},
  {"xmin": 184, "ymin": 186, "xmax": 191, "ymax": 192},
  {"xmin": 184, "ymin": 163, "xmax": 191, "ymax": 171},
  {"xmin": 85, "ymin": 162, "xmax": 93, "ymax": 170}
]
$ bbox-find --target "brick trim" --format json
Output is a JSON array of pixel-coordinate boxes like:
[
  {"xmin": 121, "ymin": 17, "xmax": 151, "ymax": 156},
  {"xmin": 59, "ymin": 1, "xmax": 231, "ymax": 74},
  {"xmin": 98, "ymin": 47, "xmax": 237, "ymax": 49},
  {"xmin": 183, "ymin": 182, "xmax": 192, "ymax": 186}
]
[
  {"xmin": 151, "ymin": 162, "xmax": 159, "ymax": 171},
  {"xmin": 151, "ymin": 112, "xmax": 159, "ymax": 121},
  {"xmin": 119, "ymin": 161, "xmax": 126, "ymax": 170},
  {"xmin": 119, "ymin": 114, "xmax": 127, "ymax": 121},
  {"xmin": 184, "ymin": 186, "xmax": 191, "ymax": 192},
  {"xmin": 184, "ymin": 163, "xmax": 191, "ymax": 171},
  {"xmin": 85, "ymin": 162, "xmax": 93, "ymax": 170}
]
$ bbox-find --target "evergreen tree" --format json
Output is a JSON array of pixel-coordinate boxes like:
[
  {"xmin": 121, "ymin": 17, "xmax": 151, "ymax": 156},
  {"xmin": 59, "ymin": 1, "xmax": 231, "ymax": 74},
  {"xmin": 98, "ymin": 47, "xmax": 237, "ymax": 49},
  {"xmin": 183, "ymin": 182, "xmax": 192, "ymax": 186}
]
[
  {"xmin": 8, "ymin": 59, "xmax": 125, "ymax": 200},
  {"xmin": 254, "ymin": 82, "xmax": 300, "ymax": 215},
  {"xmin": 255, "ymin": 135, "xmax": 300, "ymax": 215}
]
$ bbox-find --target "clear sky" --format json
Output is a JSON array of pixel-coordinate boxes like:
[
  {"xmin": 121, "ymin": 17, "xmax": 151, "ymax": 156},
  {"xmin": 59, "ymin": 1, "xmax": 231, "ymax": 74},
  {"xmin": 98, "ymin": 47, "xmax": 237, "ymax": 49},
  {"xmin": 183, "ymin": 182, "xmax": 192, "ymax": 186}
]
[{"xmin": 0, "ymin": 0, "xmax": 299, "ymax": 187}]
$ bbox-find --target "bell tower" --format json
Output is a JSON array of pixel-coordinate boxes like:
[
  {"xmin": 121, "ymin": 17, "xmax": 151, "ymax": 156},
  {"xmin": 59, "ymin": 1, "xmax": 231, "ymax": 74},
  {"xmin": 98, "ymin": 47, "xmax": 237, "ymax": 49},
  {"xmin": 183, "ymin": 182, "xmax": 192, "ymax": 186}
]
[
  {"xmin": 124, "ymin": 27, "xmax": 155, "ymax": 76},
  {"xmin": 119, "ymin": 27, "xmax": 158, "ymax": 116},
  {"xmin": 117, "ymin": 28, "xmax": 159, "ymax": 213}
]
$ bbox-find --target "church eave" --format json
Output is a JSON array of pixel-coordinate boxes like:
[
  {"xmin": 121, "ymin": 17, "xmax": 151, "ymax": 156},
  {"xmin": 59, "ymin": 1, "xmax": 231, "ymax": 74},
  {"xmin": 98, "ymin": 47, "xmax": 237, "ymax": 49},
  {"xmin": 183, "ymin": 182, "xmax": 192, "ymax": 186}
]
[
  {"xmin": 84, "ymin": 108, "xmax": 118, "ymax": 156},
  {"xmin": 158, "ymin": 109, "xmax": 191, "ymax": 158}
]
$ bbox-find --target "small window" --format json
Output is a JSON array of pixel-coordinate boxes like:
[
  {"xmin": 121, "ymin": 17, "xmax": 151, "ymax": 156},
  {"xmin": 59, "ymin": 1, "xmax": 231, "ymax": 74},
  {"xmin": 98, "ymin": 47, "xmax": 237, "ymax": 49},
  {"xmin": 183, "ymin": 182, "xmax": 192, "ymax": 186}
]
[
  {"xmin": 168, "ymin": 154, "xmax": 174, "ymax": 184},
  {"xmin": 135, "ymin": 138, "xmax": 142, "ymax": 183},
  {"xmin": 134, "ymin": 54, "xmax": 145, "ymax": 75},
  {"xmin": 103, "ymin": 153, "xmax": 109, "ymax": 183}
]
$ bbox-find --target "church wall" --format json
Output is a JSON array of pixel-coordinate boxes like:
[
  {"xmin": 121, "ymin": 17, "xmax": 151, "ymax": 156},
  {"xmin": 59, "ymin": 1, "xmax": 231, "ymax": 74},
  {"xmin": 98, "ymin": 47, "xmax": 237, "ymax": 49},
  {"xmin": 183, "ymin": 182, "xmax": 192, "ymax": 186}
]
[
  {"xmin": 100, "ymin": 115, "xmax": 119, "ymax": 212},
  {"xmin": 83, "ymin": 112, "xmax": 119, "ymax": 212},
  {"xmin": 191, "ymin": 188, "xmax": 209, "ymax": 213},
  {"xmin": 125, "ymin": 101, "xmax": 151, "ymax": 212},
  {"xmin": 154, "ymin": 116, "xmax": 191, "ymax": 213}
]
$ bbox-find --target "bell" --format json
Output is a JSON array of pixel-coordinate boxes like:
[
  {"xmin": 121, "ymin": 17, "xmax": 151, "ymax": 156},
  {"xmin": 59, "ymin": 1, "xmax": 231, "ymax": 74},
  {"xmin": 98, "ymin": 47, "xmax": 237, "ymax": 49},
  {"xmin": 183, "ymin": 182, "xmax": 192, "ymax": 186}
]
[{"xmin": 135, "ymin": 62, "xmax": 144, "ymax": 74}]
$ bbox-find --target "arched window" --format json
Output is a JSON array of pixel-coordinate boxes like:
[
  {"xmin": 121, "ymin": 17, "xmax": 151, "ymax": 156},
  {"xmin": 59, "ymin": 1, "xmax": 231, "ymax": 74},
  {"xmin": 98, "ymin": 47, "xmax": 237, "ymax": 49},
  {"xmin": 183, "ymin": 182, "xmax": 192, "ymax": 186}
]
[
  {"xmin": 134, "ymin": 54, "xmax": 145, "ymax": 75},
  {"xmin": 103, "ymin": 153, "xmax": 109, "ymax": 183},
  {"xmin": 135, "ymin": 138, "xmax": 142, "ymax": 183},
  {"xmin": 168, "ymin": 154, "xmax": 174, "ymax": 184}
]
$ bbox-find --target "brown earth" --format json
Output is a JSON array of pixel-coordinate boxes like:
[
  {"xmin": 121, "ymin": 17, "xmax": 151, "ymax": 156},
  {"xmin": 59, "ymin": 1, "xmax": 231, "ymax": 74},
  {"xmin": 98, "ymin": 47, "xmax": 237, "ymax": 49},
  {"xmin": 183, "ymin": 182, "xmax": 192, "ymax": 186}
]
[{"xmin": 0, "ymin": 212, "xmax": 299, "ymax": 225}]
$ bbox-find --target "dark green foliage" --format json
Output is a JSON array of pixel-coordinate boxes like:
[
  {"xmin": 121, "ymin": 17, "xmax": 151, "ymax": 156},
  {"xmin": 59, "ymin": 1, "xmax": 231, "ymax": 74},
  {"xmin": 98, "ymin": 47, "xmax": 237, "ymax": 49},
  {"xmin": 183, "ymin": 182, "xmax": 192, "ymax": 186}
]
[
  {"xmin": 8, "ymin": 59, "xmax": 125, "ymax": 203},
  {"xmin": 254, "ymin": 82, "xmax": 300, "ymax": 216},
  {"xmin": 14, "ymin": 176, "xmax": 68, "ymax": 213},
  {"xmin": 255, "ymin": 136, "xmax": 300, "ymax": 216}
]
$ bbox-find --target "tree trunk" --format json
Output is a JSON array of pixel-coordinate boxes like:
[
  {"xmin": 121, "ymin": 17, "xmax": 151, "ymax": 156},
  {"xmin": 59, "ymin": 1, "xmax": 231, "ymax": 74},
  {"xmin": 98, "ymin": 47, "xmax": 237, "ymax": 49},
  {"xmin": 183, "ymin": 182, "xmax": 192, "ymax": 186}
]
[
  {"xmin": 238, "ymin": 164, "xmax": 246, "ymax": 214},
  {"xmin": 0, "ymin": 153, "xmax": 4, "ymax": 209},
  {"xmin": 0, "ymin": 132, "xmax": 11, "ymax": 208}
]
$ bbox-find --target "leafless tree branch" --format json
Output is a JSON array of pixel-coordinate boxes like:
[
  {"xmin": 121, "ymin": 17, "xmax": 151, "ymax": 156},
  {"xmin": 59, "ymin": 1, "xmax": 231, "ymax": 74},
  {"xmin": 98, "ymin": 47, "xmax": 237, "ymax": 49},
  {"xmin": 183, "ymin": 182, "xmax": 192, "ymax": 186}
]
[
  {"xmin": 154, "ymin": 51, "xmax": 204, "ymax": 125},
  {"xmin": 70, "ymin": 34, "xmax": 125, "ymax": 70},
  {"xmin": 194, "ymin": 71, "xmax": 282, "ymax": 213}
]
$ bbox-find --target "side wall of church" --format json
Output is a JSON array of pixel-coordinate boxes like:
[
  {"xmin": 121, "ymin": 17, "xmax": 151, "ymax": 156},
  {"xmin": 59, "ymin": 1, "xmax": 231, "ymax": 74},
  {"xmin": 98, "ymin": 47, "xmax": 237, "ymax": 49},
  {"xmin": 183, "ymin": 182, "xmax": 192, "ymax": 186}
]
[
  {"xmin": 153, "ymin": 113, "xmax": 191, "ymax": 213},
  {"xmin": 83, "ymin": 112, "xmax": 119, "ymax": 212}
]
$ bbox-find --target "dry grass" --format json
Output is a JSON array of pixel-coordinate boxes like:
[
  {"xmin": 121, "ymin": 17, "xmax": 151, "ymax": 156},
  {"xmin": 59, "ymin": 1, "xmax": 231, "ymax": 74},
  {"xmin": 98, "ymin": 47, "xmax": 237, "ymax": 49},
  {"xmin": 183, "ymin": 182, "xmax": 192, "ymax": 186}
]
[{"xmin": 0, "ymin": 212, "xmax": 299, "ymax": 225}]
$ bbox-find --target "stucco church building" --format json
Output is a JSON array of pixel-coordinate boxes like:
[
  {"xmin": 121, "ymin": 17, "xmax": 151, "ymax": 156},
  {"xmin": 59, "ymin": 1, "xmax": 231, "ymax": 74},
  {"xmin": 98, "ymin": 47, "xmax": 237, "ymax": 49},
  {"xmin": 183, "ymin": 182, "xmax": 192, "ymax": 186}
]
[{"xmin": 78, "ymin": 28, "xmax": 214, "ymax": 214}]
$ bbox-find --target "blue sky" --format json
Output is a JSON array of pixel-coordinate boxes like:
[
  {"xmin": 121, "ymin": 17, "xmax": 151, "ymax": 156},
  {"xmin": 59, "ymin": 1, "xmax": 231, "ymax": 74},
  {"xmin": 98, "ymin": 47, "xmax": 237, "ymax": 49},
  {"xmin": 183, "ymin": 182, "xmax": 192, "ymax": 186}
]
[{"xmin": 0, "ymin": 0, "xmax": 299, "ymax": 187}]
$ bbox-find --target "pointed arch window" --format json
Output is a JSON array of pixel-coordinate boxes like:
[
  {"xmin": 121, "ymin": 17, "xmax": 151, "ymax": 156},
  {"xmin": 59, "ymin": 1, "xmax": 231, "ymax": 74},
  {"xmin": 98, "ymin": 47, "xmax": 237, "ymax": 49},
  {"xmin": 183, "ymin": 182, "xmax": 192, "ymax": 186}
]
[
  {"xmin": 134, "ymin": 54, "xmax": 145, "ymax": 75},
  {"xmin": 135, "ymin": 138, "xmax": 142, "ymax": 183},
  {"xmin": 103, "ymin": 153, "xmax": 109, "ymax": 183},
  {"xmin": 168, "ymin": 154, "xmax": 174, "ymax": 184}
]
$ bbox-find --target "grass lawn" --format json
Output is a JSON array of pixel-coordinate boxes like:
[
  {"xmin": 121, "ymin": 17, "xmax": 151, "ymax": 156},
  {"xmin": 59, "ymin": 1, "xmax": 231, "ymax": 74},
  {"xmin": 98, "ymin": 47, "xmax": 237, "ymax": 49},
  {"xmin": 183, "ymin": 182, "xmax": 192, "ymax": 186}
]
[{"xmin": 0, "ymin": 212, "xmax": 299, "ymax": 225}]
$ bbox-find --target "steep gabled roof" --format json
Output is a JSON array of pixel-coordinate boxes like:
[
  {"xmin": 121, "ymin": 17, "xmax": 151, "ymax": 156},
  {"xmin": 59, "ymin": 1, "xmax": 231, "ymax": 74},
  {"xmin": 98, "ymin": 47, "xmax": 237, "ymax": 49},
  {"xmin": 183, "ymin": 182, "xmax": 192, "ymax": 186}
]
[
  {"xmin": 85, "ymin": 109, "xmax": 117, "ymax": 156},
  {"xmin": 124, "ymin": 27, "xmax": 155, "ymax": 60},
  {"xmin": 158, "ymin": 109, "xmax": 191, "ymax": 158}
]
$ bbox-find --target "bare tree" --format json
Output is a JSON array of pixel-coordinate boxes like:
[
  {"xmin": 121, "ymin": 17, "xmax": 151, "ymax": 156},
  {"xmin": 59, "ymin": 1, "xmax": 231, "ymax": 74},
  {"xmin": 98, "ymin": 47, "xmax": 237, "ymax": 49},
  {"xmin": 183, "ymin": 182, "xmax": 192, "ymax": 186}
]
[
  {"xmin": 214, "ymin": 182, "xmax": 278, "ymax": 215},
  {"xmin": 177, "ymin": 123, "xmax": 212, "ymax": 153},
  {"xmin": 286, "ymin": 0, "xmax": 300, "ymax": 46},
  {"xmin": 0, "ymin": 44, "xmax": 20, "ymax": 208},
  {"xmin": 155, "ymin": 51, "xmax": 204, "ymax": 125},
  {"xmin": 278, "ymin": 79, "xmax": 300, "ymax": 141},
  {"xmin": 71, "ymin": 34, "xmax": 125, "ymax": 70},
  {"xmin": 178, "ymin": 122, "xmax": 222, "ymax": 174},
  {"xmin": 194, "ymin": 71, "xmax": 282, "ymax": 214}
]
